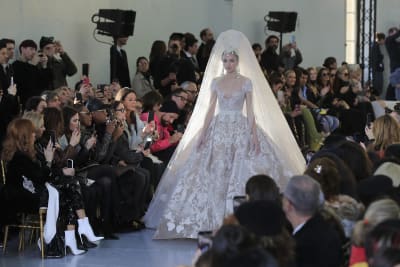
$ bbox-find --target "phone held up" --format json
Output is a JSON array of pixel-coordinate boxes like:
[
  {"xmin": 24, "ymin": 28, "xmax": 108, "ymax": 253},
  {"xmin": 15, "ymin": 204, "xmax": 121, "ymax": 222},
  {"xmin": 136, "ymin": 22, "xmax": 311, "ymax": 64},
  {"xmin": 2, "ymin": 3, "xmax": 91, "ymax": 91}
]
[
  {"xmin": 197, "ymin": 231, "xmax": 213, "ymax": 253},
  {"xmin": 49, "ymin": 130, "xmax": 56, "ymax": 148},
  {"xmin": 67, "ymin": 159, "xmax": 74, "ymax": 169}
]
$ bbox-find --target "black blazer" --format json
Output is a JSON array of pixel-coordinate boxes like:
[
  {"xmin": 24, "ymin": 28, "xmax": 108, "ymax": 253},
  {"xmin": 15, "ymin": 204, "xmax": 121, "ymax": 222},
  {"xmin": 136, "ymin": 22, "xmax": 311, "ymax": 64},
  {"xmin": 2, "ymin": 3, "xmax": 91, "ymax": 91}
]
[
  {"xmin": 110, "ymin": 45, "xmax": 131, "ymax": 88},
  {"xmin": 294, "ymin": 213, "xmax": 343, "ymax": 267}
]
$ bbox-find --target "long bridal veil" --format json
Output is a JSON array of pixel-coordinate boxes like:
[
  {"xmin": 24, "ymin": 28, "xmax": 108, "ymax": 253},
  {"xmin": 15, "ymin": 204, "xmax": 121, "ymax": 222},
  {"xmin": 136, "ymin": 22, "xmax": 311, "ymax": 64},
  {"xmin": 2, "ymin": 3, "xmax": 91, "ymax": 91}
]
[{"xmin": 144, "ymin": 29, "xmax": 305, "ymax": 228}]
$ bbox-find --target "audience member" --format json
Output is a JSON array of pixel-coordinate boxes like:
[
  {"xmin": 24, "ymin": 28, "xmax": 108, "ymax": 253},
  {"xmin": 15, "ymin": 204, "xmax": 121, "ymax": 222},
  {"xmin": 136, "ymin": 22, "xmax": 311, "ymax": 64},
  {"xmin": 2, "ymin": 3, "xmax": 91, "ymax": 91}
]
[
  {"xmin": 132, "ymin": 57, "xmax": 156, "ymax": 98},
  {"xmin": 110, "ymin": 36, "xmax": 131, "ymax": 87}
]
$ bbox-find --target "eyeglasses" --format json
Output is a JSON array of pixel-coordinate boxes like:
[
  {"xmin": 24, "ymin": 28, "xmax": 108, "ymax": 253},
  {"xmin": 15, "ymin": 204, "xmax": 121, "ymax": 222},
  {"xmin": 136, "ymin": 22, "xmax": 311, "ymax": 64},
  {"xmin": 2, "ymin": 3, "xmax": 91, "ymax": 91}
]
[
  {"xmin": 322, "ymin": 73, "xmax": 329, "ymax": 76},
  {"xmin": 176, "ymin": 95, "xmax": 188, "ymax": 102},
  {"xmin": 330, "ymin": 73, "xmax": 336, "ymax": 77},
  {"xmin": 115, "ymin": 108, "xmax": 126, "ymax": 113},
  {"xmin": 79, "ymin": 111, "xmax": 91, "ymax": 115},
  {"xmin": 93, "ymin": 109, "xmax": 107, "ymax": 113},
  {"xmin": 186, "ymin": 90, "xmax": 198, "ymax": 95}
]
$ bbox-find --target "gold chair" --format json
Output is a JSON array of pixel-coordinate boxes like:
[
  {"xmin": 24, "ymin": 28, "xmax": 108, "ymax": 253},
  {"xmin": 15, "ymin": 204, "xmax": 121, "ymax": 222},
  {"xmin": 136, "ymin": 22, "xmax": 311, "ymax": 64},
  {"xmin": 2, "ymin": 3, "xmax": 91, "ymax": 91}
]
[{"xmin": 1, "ymin": 160, "xmax": 46, "ymax": 259}]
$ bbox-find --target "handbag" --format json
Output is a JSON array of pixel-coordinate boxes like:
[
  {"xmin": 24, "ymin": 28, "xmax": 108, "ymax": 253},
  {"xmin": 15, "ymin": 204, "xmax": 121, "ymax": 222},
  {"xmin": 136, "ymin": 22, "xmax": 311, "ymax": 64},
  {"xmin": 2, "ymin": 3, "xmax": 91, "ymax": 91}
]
[{"xmin": 43, "ymin": 233, "xmax": 65, "ymax": 258}]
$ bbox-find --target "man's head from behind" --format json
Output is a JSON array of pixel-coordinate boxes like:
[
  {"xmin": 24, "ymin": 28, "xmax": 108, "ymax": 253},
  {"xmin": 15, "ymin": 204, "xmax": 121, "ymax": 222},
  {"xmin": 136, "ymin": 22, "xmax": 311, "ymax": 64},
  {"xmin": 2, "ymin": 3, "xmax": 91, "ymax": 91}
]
[{"xmin": 282, "ymin": 175, "xmax": 323, "ymax": 220}]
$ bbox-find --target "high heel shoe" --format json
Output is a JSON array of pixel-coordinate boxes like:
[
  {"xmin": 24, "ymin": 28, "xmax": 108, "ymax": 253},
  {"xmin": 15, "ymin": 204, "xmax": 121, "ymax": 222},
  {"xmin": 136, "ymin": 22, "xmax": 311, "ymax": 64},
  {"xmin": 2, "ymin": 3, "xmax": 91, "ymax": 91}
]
[
  {"xmin": 64, "ymin": 230, "xmax": 86, "ymax": 256},
  {"xmin": 78, "ymin": 217, "xmax": 104, "ymax": 242},
  {"xmin": 75, "ymin": 230, "xmax": 96, "ymax": 250}
]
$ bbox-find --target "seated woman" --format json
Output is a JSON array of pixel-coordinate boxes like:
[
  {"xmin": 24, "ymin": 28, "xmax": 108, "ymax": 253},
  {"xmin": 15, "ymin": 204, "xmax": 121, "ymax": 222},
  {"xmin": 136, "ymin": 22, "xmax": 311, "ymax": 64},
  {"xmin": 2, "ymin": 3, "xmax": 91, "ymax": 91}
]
[
  {"xmin": 62, "ymin": 105, "xmax": 118, "ymax": 239},
  {"xmin": 106, "ymin": 100, "xmax": 151, "ymax": 226},
  {"xmin": 36, "ymin": 108, "xmax": 103, "ymax": 252},
  {"xmin": 132, "ymin": 57, "xmax": 156, "ymax": 98},
  {"xmin": 115, "ymin": 88, "xmax": 163, "ymax": 188},
  {"xmin": 1, "ymin": 118, "xmax": 100, "ymax": 256}
]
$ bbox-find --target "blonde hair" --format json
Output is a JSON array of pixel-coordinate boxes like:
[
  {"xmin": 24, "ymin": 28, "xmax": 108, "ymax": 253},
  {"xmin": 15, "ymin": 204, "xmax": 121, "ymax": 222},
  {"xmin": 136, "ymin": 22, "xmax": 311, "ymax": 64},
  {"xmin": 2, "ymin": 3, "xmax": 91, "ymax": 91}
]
[
  {"xmin": 22, "ymin": 111, "xmax": 44, "ymax": 130},
  {"xmin": 373, "ymin": 115, "xmax": 400, "ymax": 151},
  {"xmin": 352, "ymin": 198, "xmax": 400, "ymax": 246}
]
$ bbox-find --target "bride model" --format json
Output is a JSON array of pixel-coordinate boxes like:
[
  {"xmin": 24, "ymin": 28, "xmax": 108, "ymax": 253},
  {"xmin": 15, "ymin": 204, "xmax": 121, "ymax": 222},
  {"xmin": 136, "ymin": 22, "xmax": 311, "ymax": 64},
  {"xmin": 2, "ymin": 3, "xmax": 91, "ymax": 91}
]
[{"xmin": 144, "ymin": 30, "xmax": 305, "ymax": 239}]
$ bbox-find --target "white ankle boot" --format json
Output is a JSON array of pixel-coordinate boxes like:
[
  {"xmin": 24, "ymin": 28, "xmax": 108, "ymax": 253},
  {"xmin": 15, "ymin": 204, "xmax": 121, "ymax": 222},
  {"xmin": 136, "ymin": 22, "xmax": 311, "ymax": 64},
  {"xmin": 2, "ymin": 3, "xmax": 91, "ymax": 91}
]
[
  {"xmin": 78, "ymin": 217, "xmax": 104, "ymax": 242},
  {"xmin": 65, "ymin": 230, "xmax": 86, "ymax": 255}
]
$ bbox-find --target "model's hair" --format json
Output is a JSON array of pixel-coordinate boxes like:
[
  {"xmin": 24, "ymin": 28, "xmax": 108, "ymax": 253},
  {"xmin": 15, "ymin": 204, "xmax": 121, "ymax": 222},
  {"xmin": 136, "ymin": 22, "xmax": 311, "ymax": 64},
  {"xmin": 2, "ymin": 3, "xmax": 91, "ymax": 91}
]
[
  {"xmin": 245, "ymin": 175, "xmax": 280, "ymax": 203},
  {"xmin": 305, "ymin": 157, "xmax": 341, "ymax": 201},
  {"xmin": 222, "ymin": 49, "xmax": 239, "ymax": 61},
  {"xmin": 352, "ymin": 198, "xmax": 400, "ymax": 246},
  {"xmin": 43, "ymin": 107, "xmax": 64, "ymax": 138},
  {"xmin": 1, "ymin": 118, "xmax": 36, "ymax": 162},
  {"xmin": 373, "ymin": 115, "xmax": 400, "ymax": 151}
]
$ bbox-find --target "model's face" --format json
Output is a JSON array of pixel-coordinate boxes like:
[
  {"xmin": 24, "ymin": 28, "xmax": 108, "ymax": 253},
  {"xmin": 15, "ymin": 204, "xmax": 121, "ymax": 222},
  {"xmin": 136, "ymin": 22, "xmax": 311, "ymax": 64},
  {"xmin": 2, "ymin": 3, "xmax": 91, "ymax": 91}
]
[
  {"xmin": 0, "ymin": 48, "xmax": 8, "ymax": 64},
  {"xmin": 223, "ymin": 53, "xmax": 238, "ymax": 74},
  {"xmin": 69, "ymin": 113, "xmax": 80, "ymax": 132},
  {"xmin": 115, "ymin": 103, "xmax": 126, "ymax": 121},
  {"xmin": 122, "ymin": 92, "xmax": 137, "ymax": 112}
]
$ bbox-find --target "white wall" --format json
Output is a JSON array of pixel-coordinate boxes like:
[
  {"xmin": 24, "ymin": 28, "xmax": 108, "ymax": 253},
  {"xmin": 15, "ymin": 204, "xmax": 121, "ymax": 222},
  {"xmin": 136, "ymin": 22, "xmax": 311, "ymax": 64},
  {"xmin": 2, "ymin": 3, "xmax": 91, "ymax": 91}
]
[
  {"xmin": 232, "ymin": 0, "xmax": 346, "ymax": 68},
  {"xmin": 376, "ymin": 0, "xmax": 400, "ymax": 34},
  {"xmin": 1, "ymin": 0, "xmax": 355, "ymax": 87}
]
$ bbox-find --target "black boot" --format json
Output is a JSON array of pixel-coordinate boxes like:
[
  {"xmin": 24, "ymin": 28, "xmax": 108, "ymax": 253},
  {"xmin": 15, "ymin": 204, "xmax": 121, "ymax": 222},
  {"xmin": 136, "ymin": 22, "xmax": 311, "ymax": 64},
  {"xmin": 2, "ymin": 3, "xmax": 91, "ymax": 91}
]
[
  {"xmin": 103, "ymin": 221, "xmax": 119, "ymax": 240},
  {"xmin": 75, "ymin": 229, "xmax": 95, "ymax": 250}
]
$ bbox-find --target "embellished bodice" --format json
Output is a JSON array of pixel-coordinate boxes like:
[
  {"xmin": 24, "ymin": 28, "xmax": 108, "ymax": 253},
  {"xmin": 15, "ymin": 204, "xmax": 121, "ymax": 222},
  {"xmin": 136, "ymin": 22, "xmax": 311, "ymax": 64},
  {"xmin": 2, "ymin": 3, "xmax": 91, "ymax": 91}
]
[{"xmin": 212, "ymin": 76, "xmax": 252, "ymax": 112}]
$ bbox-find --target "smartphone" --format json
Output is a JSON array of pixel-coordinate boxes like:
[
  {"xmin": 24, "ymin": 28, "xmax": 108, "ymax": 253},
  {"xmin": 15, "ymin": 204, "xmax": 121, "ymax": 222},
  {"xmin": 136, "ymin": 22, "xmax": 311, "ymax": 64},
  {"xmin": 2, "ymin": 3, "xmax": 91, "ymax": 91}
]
[
  {"xmin": 75, "ymin": 92, "xmax": 83, "ymax": 103},
  {"xmin": 67, "ymin": 159, "xmax": 74, "ymax": 169},
  {"xmin": 147, "ymin": 111, "xmax": 154, "ymax": 123},
  {"xmin": 197, "ymin": 231, "xmax": 213, "ymax": 253},
  {"xmin": 82, "ymin": 63, "xmax": 90, "ymax": 77},
  {"xmin": 49, "ymin": 130, "xmax": 56, "ymax": 148},
  {"xmin": 233, "ymin": 196, "xmax": 247, "ymax": 212},
  {"xmin": 291, "ymin": 35, "xmax": 296, "ymax": 44},
  {"xmin": 366, "ymin": 113, "xmax": 373, "ymax": 128}
]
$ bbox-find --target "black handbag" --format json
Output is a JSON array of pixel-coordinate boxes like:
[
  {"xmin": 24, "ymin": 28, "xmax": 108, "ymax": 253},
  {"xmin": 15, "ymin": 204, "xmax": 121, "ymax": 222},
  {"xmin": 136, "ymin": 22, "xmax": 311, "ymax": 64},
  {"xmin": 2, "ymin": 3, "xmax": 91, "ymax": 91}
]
[{"xmin": 44, "ymin": 233, "xmax": 65, "ymax": 258}]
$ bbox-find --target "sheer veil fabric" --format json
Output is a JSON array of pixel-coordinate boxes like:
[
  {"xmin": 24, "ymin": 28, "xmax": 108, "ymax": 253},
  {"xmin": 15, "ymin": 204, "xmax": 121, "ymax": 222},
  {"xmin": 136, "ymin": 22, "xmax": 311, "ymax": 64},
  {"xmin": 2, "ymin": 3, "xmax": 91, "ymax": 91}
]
[{"xmin": 144, "ymin": 29, "xmax": 305, "ymax": 237}]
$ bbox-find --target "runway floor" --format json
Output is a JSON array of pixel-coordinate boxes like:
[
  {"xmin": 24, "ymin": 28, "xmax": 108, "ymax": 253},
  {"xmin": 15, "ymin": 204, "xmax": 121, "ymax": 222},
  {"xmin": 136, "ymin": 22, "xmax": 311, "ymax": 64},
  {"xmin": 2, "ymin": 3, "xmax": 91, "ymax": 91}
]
[{"xmin": 0, "ymin": 229, "xmax": 196, "ymax": 267}]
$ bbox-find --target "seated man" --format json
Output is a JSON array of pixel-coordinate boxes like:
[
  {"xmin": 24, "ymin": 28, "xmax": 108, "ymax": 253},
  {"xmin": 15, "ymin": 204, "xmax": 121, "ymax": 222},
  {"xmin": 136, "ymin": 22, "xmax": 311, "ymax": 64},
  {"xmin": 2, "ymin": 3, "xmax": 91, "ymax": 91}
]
[
  {"xmin": 140, "ymin": 100, "xmax": 182, "ymax": 164},
  {"xmin": 282, "ymin": 175, "xmax": 343, "ymax": 267}
]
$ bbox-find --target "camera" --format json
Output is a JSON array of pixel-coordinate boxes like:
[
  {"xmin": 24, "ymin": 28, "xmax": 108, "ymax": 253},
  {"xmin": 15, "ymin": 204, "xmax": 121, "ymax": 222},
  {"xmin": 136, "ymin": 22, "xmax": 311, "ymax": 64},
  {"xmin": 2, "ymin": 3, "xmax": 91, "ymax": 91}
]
[
  {"xmin": 197, "ymin": 231, "xmax": 213, "ymax": 252},
  {"xmin": 176, "ymin": 124, "xmax": 185, "ymax": 133},
  {"xmin": 233, "ymin": 196, "xmax": 247, "ymax": 212},
  {"xmin": 143, "ymin": 135, "xmax": 152, "ymax": 150},
  {"xmin": 394, "ymin": 102, "xmax": 400, "ymax": 113}
]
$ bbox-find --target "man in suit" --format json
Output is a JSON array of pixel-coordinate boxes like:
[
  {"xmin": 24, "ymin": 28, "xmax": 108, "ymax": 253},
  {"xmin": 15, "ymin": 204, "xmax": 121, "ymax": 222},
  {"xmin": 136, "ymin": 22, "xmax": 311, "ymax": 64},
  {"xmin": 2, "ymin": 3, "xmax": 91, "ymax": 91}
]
[
  {"xmin": 196, "ymin": 28, "xmax": 214, "ymax": 73},
  {"xmin": 386, "ymin": 27, "xmax": 400, "ymax": 72},
  {"xmin": 282, "ymin": 175, "xmax": 343, "ymax": 267},
  {"xmin": 0, "ymin": 38, "xmax": 15, "ymax": 91},
  {"xmin": 110, "ymin": 36, "xmax": 131, "ymax": 88},
  {"xmin": 261, "ymin": 35, "xmax": 281, "ymax": 75}
]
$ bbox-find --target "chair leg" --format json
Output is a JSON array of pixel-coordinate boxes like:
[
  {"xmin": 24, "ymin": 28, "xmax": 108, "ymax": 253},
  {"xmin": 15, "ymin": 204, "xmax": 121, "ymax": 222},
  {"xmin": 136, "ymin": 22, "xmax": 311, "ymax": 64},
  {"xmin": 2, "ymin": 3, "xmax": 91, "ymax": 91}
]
[
  {"xmin": 18, "ymin": 229, "xmax": 24, "ymax": 251},
  {"xmin": 3, "ymin": 226, "xmax": 9, "ymax": 253},
  {"xmin": 39, "ymin": 210, "xmax": 45, "ymax": 259}
]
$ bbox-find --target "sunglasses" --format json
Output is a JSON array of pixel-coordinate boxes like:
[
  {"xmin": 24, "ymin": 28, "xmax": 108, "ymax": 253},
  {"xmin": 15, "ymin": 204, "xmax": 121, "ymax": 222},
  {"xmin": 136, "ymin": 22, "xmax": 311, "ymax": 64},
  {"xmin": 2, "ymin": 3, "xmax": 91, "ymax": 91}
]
[{"xmin": 115, "ymin": 108, "xmax": 126, "ymax": 113}]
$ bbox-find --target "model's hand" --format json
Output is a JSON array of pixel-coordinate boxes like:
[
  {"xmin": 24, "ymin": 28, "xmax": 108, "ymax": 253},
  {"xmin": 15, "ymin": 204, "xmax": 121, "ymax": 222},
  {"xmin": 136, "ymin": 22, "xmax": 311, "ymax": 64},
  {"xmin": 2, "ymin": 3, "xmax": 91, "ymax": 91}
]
[{"xmin": 251, "ymin": 132, "xmax": 260, "ymax": 155}]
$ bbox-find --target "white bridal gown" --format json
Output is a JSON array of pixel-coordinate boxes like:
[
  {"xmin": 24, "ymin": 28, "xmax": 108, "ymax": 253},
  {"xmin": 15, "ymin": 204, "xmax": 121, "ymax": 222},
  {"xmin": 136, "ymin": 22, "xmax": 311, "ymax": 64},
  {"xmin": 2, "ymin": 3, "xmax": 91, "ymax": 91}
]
[{"xmin": 145, "ymin": 75, "xmax": 297, "ymax": 239}]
